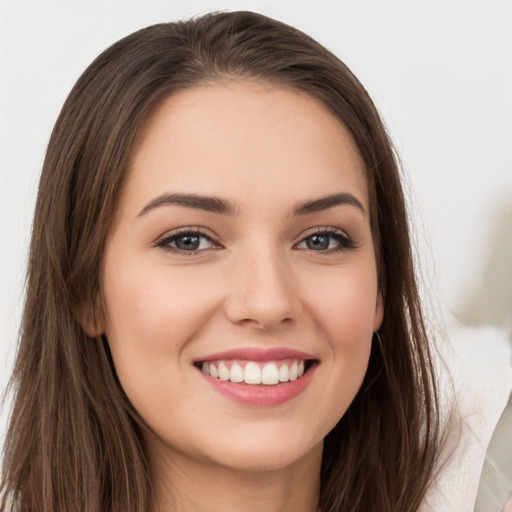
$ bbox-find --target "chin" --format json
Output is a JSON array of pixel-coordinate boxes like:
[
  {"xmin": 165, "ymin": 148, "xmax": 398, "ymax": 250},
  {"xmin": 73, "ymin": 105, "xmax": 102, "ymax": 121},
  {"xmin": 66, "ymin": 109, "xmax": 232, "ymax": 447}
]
[
  {"xmin": 193, "ymin": 422, "xmax": 326, "ymax": 473},
  {"xmin": 208, "ymin": 439, "xmax": 323, "ymax": 474}
]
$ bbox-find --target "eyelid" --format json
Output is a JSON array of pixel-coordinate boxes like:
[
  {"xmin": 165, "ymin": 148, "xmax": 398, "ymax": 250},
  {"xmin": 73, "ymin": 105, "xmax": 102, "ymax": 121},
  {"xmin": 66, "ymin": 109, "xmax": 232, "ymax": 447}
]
[
  {"xmin": 155, "ymin": 226, "xmax": 222, "ymax": 253},
  {"xmin": 298, "ymin": 226, "xmax": 349, "ymax": 238},
  {"xmin": 294, "ymin": 226, "xmax": 357, "ymax": 250}
]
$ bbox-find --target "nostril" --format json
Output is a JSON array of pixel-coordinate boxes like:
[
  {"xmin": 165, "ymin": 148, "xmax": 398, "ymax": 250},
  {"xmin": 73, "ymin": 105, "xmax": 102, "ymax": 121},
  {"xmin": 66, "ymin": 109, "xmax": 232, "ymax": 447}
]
[
  {"xmin": 225, "ymin": 302, "xmax": 300, "ymax": 330},
  {"xmin": 224, "ymin": 269, "xmax": 301, "ymax": 329}
]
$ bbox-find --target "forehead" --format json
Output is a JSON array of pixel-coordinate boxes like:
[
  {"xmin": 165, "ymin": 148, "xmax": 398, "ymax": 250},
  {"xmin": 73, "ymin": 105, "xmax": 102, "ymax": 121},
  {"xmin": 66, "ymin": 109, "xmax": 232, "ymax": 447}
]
[{"xmin": 125, "ymin": 81, "xmax": 368, "ymax": 211}]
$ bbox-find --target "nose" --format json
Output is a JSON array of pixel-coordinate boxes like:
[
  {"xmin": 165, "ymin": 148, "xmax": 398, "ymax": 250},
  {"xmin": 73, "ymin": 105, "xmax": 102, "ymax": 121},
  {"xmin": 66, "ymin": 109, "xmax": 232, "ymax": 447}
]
[{"xmin": 224, "ymin": 249, "xmax": 301, "ymax": 330}]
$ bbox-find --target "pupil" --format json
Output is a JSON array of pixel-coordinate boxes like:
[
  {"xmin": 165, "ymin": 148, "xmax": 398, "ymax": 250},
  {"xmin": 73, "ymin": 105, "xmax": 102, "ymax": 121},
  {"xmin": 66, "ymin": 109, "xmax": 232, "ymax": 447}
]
[
  {"xmin": 176, "ymin": 235, "xmax": 200, "ymax": 250},
  {"xmin": 307, "ymin": 235, "xmax": 329, "ymax": 250}
]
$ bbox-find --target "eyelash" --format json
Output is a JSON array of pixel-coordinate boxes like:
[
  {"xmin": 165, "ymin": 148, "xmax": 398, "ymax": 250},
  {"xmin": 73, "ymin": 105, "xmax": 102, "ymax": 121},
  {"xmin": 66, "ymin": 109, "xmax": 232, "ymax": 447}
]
[
  {"xmin": 296, "ymin": 227, "xmax": 357, "ymax": 252},
  {"xmin": 155, "ymin": 226, "xmax": 357, "ymax": 255},
  {"xmin": 155, "ymin": 227, "xmax": 218, "ymax": 255}
]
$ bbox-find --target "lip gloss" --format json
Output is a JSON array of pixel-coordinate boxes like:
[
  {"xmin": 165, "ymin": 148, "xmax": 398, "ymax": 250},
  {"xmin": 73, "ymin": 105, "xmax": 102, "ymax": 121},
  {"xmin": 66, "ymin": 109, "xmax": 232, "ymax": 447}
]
[
  {"xmin": 199, "ymin": 365, "xmax": 316, "ymax": 406},
  {"xmin": 198, "ymin": 347, "xmax": 316, "ymax": 363}
]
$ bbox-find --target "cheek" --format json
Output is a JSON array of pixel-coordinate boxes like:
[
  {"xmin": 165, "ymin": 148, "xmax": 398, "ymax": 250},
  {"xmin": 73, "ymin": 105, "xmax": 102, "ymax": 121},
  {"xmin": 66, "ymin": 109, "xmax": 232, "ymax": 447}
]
[
  {"xmin": 100, "ymin": 262, "xmax": 229, "ymax": 435},
  {"xmin": 304, "ymin": 262, "xmax": 379, "ymax": 344},
  {"xmin": 104, "ymin": 260, "xmax": 216, "ymax": 341},
  {"xmin": 101, "ymin": 259, "xmax": 221, "ymax": 392},
  {"xmin": 300, "ymin": 263, "xmax": 377, "ymax": 418}
]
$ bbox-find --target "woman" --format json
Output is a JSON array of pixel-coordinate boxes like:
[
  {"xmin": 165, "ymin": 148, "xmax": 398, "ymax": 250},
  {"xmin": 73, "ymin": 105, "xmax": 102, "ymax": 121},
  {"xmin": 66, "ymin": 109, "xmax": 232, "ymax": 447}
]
[{"xmin": 0, "ymin": 11, "xmax": 442, "ymax": 512}]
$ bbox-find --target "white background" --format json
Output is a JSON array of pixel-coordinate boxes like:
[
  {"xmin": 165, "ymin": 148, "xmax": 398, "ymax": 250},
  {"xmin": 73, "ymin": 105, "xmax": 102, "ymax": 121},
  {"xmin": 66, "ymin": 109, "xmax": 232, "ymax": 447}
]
[{"xmin": 1, "ymin": 1, "xmax": 512, "ymax": 492}]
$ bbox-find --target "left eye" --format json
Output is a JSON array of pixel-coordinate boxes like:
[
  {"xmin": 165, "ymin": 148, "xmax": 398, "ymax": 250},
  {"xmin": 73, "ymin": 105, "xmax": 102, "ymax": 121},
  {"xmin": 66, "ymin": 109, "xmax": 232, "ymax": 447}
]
[
  {"xmin": 158, "ymin": 232, "xmax": 215, "ymax": 252},
  {"xmin": 296, "ymin": 232, "xmax": 352, "ymax": 251}
]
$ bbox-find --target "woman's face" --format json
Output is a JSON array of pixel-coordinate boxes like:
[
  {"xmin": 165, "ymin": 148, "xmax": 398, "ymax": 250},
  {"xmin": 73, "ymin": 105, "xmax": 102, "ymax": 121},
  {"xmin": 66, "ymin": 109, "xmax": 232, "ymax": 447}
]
[{"xmin": 100, "ymin": 82, "xmax": 383, "ymax": 473}]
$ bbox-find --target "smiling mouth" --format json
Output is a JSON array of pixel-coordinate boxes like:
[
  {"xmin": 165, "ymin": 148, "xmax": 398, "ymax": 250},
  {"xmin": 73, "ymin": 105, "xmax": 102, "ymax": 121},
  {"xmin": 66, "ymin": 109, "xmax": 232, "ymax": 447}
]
[{"xmin": 195, "ymin": 359, "xmax": 316, "ymax": 386}]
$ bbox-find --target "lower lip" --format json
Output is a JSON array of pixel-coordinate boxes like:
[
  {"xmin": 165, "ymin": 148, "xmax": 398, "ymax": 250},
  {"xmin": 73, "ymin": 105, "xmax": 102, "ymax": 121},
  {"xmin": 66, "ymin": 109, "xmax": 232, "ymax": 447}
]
[{"xmin": 199, "ymin": 363, "xmax": 316, "ymax": 407}]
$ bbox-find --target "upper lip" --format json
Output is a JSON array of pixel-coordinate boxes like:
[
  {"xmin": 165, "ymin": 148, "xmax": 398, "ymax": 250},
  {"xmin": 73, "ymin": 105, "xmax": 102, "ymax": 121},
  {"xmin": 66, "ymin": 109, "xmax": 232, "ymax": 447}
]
[{"xmin": 194, "ymin": 347, "xmax": 317, "ymax": 363}]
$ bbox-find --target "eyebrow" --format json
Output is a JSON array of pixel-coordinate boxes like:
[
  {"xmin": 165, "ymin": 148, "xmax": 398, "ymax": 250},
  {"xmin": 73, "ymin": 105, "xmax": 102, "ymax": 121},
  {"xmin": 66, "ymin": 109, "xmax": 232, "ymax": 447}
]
[
  {"xmin": 291, "ymin": 193, "xmax": 366, "ymax": 216},
  {"xmin": 138, "ymin": 191, "xmax": 366, "ymax": 218},
  {"xmin": 138, "ymin": 192, "xmax": 240, "ymax": 217}
]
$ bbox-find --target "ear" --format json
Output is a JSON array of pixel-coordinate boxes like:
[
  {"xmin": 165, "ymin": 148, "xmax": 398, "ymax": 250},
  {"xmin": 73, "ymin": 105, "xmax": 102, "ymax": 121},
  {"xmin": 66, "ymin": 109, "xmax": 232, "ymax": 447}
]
[
  {"xmin": 74, "ymin": 297, "xmax": 105, "ymax": 338},
  {"xmin": 373, "ymin": 291, "xmax": 384, "ymax": 332}
]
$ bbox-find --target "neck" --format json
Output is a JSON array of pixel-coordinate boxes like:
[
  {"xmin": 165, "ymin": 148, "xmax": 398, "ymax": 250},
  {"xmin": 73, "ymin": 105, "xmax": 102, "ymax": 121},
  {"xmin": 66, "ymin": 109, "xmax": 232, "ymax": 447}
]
[{"xmin": 149, "ymin": 439, "xmax": 323, "ymax": 512}]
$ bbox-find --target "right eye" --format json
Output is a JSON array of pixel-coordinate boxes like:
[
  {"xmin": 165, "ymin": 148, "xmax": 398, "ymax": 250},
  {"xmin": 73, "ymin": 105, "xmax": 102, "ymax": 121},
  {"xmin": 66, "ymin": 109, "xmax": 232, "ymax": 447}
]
[{"xmin": 156, "ymin": 230, "xmax": 218, "ymax": 254}]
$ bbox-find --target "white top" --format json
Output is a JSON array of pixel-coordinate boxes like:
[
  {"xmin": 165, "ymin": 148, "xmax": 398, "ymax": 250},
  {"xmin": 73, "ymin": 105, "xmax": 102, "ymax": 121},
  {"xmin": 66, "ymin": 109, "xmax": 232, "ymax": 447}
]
[{"xmin": 421, "ymin": 323, "xmax": 512, "ymax": 512}]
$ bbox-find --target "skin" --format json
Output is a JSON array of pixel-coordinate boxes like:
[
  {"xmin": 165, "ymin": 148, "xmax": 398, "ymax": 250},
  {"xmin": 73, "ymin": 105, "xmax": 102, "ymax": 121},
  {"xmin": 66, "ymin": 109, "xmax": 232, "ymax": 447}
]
[{"xmin": 97, "ymin": 82, "xmax": 383, "ymax": 512}]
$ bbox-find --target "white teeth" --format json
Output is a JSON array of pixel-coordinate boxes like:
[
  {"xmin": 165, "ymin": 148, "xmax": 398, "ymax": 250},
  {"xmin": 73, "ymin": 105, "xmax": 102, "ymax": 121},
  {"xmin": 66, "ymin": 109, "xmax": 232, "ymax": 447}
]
[
  {"xmin": 209, "ymin": 364, "xmax": 219, "ymax": 378},
  {"xmin": 289, "ymin": 362, "xmax": 298, "ymax": 381},
  {"xmin": 201, "ymin": 359, "xmax": 309, "ymax": 385},
  {"xmin": 279, "ymin": 364, "xmax": 289, "ymax": 382},
  {"xmin": 261, "ymin": 362, "xmax": 279, "ymax": 385},
  {"xmin": 218, "ymin": 362, "xmax": 229, "ymax": 381},
  {"xmin": 229, "ymin": 363, "xmax": 244, "ymax": 383},
  {"xmin": 244, "ymin": 362, "xmax": 262, "ymax": 384}
]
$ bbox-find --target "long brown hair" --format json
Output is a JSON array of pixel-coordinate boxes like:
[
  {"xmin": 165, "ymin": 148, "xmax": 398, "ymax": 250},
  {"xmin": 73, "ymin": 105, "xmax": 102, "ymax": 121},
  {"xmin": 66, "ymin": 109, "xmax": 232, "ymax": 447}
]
[{"xmin": 1, "ymin": 11, "xmax": 442, "ymax": 512}]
